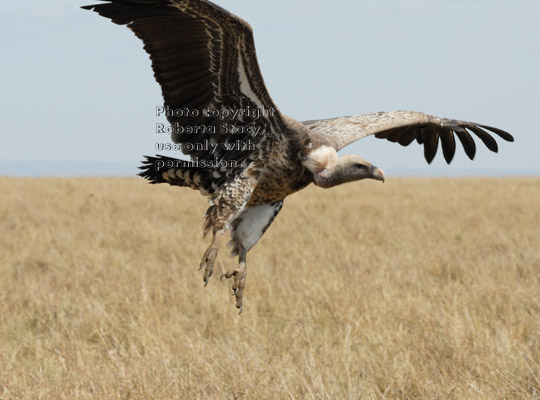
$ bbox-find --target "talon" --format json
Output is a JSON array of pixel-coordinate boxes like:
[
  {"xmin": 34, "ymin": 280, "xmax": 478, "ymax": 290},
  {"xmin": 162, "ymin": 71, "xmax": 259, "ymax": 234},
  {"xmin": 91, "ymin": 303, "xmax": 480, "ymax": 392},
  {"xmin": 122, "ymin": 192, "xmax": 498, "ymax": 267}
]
[
  {"xmin": 219, "ymin": 250, "xmax": 247, "ymax": 313},
  {"xmin": 204, "ymin": 268, "xmax": 213, "ymax": 282},
  {"xmin": 200, "ymin": 245, "xmax": 218, "ymax": 285}
]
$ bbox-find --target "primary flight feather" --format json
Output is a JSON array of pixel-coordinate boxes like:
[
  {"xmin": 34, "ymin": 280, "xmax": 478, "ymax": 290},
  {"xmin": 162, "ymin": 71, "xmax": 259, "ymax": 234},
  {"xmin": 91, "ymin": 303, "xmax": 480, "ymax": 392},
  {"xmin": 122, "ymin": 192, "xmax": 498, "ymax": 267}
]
[{"xmin": 82, "ymin": 0, "xmax": 514, "ymax": 313}]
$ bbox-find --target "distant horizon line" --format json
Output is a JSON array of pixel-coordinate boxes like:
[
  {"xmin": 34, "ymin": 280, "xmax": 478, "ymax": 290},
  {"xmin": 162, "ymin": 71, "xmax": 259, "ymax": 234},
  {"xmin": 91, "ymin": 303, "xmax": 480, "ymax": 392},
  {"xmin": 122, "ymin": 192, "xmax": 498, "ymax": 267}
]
[{"xmin": 0, "ymin": 159, "xmax": 536, "ymax": 178}]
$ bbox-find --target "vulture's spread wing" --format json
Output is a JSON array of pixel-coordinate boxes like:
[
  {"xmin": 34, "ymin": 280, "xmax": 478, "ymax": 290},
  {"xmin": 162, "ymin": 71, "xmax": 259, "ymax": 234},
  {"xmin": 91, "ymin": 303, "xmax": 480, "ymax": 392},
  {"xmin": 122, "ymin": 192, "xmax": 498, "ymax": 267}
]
[
  {"xmin": 303, "ymin": 111, "xmax": 514, "ymax": 164},
  {"xmin": 83, "ymin": 0, "xmax": 286, "ymax": 166}
]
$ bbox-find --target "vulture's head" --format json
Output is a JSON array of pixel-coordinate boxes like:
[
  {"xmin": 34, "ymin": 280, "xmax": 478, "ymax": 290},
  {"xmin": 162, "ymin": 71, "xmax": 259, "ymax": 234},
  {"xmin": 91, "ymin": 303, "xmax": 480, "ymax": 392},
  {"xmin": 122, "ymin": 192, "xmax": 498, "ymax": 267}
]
[
  {"xmin": 335, "ymin": 154, "xmax": 386, "ymax": 183},
  {"xmin": 303, "ymin": 146, "xmax": 386, "ymax": 188}
]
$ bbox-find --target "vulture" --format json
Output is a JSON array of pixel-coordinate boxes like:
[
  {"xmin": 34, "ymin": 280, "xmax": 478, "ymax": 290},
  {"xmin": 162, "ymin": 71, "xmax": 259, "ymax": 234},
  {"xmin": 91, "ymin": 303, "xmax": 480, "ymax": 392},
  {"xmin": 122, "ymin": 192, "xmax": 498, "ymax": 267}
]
[{"xmin": 83, "ymin": 0, "xmax": 514, "ymax": 313}]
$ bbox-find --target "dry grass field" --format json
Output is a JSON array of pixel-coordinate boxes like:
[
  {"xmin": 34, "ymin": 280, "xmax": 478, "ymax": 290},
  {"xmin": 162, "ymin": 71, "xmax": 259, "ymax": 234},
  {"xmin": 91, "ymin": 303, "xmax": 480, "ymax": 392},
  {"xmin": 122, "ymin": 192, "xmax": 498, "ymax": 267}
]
[{"xmin": 0, "ymin": 176, "xmax": 539, "ymax": 399}]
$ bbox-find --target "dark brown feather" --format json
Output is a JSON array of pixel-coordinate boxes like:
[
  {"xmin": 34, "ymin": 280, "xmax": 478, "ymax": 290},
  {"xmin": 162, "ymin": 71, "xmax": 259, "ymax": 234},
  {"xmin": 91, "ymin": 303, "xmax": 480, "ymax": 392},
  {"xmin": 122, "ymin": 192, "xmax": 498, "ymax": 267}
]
[
  {"xmin": 466, "ymin": 126, "xmax": 498, "ymax": 153},
  {"xmin": 423, "ymin": 126, "xmax": 439, "ymax": 164},
  {"xmin": 454, "ymin": 128, "xmax": 477, "ymax": 160},
  {"xmin": 439, "ymin": 129, "xmax": 456, "ymax": 163},
  {"xmin": 479, "ymin": 124, "xmax": 515, "ymax": 142}
]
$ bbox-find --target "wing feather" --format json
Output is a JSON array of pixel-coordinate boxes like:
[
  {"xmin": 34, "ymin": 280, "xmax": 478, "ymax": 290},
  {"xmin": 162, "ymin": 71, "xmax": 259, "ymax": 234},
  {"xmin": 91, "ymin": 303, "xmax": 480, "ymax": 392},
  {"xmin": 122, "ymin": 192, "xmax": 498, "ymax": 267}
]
[
  {"xmin": 439, "ymin": 130, "xmax": 456, "ymax": 163},
  {"xmin": 423, "ymin": 126, "xmax": 439, "ymax": 164},
  {"xmin": 83, "ymin": 0, "xmax": 287, "ymax": 164},
  {"xmin": 303, "ymin": 111, "xmax": 513, "ymax": 164},
  {"xmin": 454, "ymin": 127, "xmax": 477, "ymax": 160},
  {"xmin": 466, "ymin": 126, "xmax": 498, "ymax": 153}
]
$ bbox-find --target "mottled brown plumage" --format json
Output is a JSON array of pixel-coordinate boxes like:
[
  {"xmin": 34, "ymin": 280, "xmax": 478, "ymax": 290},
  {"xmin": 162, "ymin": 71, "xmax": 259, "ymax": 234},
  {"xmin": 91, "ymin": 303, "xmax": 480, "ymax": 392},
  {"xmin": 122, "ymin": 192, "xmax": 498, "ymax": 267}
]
[{"xmin": 84, "ymin": 0, "xmax": 514, "ymax": 312}]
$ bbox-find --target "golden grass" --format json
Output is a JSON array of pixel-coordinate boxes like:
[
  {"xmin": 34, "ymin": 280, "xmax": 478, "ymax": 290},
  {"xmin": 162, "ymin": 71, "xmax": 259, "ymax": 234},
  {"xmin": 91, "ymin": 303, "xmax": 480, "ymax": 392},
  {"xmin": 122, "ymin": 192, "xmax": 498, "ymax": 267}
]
[{"xmin": 0, "ymin": 176, "xmax": 539, "ymax": 399}]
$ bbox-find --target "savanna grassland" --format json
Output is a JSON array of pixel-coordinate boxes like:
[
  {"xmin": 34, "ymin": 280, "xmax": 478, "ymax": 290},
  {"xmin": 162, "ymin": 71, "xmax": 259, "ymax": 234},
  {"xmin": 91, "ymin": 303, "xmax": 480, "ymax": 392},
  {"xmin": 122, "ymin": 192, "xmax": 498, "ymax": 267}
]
[{"xmin": 0, "ymin": 176, "xmax": 539, "ymax": 399}]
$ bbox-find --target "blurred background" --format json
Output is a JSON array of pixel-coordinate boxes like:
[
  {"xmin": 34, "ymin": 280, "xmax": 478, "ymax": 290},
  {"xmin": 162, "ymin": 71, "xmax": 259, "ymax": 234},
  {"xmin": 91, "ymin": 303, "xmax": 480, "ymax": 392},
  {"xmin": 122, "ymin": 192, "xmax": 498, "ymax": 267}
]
[{"xmin": 1, "ymin": 0, "xmax": 538, "ymax": 177}]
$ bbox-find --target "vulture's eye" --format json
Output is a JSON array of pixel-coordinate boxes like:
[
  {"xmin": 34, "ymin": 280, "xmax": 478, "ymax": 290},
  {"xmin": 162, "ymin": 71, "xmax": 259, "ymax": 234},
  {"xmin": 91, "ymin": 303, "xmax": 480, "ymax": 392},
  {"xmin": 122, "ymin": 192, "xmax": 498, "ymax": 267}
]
[{"xmin": 354, "ymin": 164, "xmax": 367, "ymax": 170}]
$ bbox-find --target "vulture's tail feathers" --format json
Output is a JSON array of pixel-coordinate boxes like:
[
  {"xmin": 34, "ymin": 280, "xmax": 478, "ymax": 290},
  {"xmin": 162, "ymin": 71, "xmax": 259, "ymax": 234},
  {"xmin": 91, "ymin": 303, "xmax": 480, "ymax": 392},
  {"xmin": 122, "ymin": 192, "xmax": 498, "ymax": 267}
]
[{"xmin": 138, "ymin": 155, "xmax": 213, "ymax": 194}]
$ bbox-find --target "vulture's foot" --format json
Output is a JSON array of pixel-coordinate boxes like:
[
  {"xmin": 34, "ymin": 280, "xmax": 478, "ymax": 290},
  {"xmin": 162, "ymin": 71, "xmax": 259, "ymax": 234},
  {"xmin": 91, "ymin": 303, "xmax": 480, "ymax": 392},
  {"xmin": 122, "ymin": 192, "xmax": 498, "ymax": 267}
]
[
  {"xmin": 220, "ymin": 259, "xmax": 247, "ymax": 314},
  {"xmin": 199, "ymin": 245, "xmax": 218, "ymax": 287}
]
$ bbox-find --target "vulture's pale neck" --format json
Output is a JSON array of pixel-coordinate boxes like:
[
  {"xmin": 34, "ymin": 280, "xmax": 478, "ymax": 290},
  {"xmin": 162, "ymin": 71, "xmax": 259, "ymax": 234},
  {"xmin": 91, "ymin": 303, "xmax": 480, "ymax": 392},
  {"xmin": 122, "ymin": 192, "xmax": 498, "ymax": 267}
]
[{"xmin": 303, "ymin": 146, "xmax": 385, "ymax": 188}]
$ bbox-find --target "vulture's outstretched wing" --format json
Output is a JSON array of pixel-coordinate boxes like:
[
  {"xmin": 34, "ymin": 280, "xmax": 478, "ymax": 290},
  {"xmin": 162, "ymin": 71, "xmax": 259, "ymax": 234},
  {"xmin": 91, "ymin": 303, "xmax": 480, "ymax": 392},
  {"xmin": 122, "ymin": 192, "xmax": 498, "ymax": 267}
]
[
  {"xmin": 83, "ymin": 0, "xmax": 286, "ymax": 165},
  {"xmin": 303, "ymin": 111, "xmax": 514, "ymax": 164}
]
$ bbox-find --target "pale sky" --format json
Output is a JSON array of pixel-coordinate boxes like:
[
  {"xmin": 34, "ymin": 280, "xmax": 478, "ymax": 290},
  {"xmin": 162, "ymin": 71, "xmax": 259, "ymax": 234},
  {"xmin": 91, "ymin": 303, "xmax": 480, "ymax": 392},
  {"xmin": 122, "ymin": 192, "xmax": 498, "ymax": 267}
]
[{"xmin": 1, "ymin": 0, "xmax": 539, "ymax": 176}]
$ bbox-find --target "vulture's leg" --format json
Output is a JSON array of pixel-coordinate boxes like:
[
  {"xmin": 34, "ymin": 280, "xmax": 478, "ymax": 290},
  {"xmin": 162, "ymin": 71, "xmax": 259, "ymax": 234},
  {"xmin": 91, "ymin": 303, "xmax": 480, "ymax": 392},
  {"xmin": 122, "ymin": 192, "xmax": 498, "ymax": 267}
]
[
  {"xmin": 200, "ymin": 175, "xmax": 257, "ymax": 286},
  {"xmin": 220, "ymin": 247, "xmax": 247, "ymax": 313},
  {"xmin": 222, "ymin": 201, "xmax": 284, "ymax": 313},
  {"xmin": 199, "ymin": 231, "xmax": 222, "ymax": 286}
]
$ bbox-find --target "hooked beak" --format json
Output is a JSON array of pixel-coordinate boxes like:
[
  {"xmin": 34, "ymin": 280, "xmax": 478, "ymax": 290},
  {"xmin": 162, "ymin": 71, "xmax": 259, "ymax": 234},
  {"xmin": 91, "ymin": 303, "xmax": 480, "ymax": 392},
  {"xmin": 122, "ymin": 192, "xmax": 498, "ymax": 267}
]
[{"xmin": 370, "ymin": 165, "xmax": 386, "ymax": 183}]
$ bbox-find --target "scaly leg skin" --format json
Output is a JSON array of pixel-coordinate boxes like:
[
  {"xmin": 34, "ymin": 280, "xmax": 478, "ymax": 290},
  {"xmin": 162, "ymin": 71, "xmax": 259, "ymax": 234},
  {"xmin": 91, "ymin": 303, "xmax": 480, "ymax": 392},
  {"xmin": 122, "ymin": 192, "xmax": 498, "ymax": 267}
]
[
  {"xmin": 199, "ymin": 231, "xmax": 221, "ymax": 287},
  {"xmin": 220, "ymin": 247, "xmax": 247, "ymax": 314}
]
